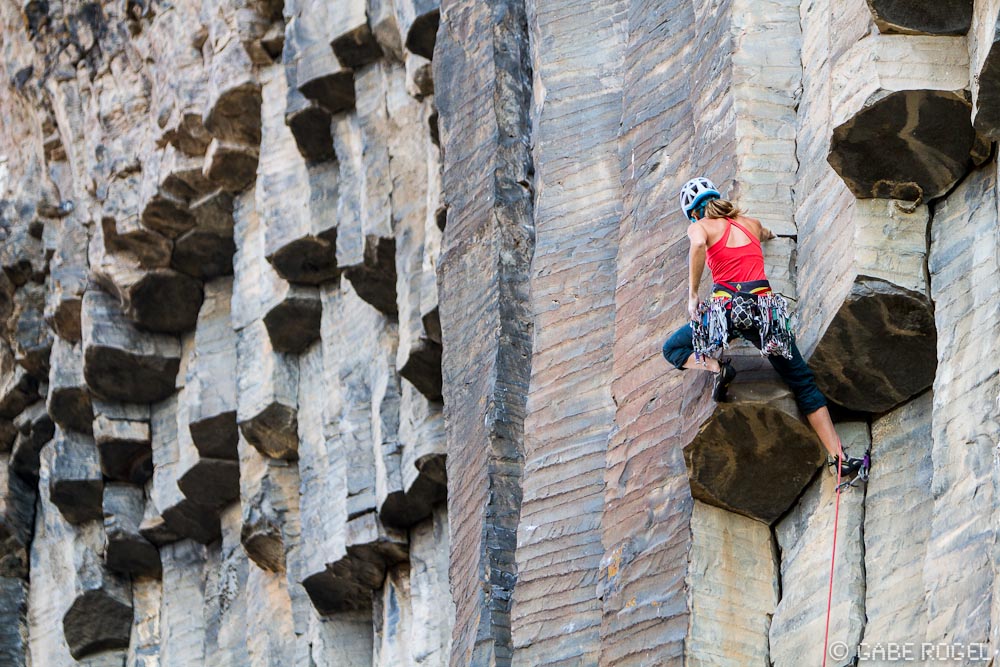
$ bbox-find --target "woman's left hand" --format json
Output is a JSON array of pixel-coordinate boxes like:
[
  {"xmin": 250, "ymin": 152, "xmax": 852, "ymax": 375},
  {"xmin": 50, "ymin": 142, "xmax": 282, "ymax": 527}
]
[{"xmin": 688, "ymin": 295, "xmax": 701, "ymax": 322}]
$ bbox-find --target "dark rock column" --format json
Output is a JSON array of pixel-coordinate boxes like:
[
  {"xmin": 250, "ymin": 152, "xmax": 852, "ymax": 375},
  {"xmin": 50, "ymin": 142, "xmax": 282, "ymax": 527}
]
[{"xmin": 434, "ymin": 0, "xmax": 535, "ymax": 662}]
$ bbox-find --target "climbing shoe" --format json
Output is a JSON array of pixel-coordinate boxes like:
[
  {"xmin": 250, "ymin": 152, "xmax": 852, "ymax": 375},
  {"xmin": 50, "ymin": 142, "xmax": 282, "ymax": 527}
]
[
  {"xmin": 712, "ymin": 359, "xmax": 736, "ymax": 402},
  {"xmin": 828, "ymin": 454, "xmax": 867, "ymax": 480}
]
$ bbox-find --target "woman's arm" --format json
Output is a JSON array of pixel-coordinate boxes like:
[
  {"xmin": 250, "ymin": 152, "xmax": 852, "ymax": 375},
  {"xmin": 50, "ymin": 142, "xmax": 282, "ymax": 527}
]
[
  {"xmin": 744, "ymin": 215, "xmax": 775, "ymax": 241},
  {"xmin": 687, "ymin": 223, "xmax": 708, "ymax": 320}
]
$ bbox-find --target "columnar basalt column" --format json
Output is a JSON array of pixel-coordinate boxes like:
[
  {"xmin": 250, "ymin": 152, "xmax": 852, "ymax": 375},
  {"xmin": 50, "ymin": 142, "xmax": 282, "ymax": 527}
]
[{"xmin": 435, "ymin": 0, "xmax": 535, "ymax": 661}]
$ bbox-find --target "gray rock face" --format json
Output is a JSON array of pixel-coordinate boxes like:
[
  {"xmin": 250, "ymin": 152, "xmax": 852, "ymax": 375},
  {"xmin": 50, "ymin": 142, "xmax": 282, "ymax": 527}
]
[
  {"xmin": 687, "ymin": 502, "xmax": 778, "ymax": 665},
  {"xmin": 7, "ymin": 0, "xmax": 1000, "ymax": 665},
  {"xmin": 861, "ymin": 393, "xmax": 932, "ymax": 650},
  {"xmin": 236, "ymin": 320, "xmax": 299, "ymax": 460},
  {"xmin": 103, "ymin": 484, "xmax": 162, "ymax": 578},
  {"xmin": 769, "ymin": 426, "xmax": 867, "ymax": 666},
  {"xmin": 185, "ymin": 278, "xmax": 238, "ymax": 460},
  {"xmin": 922, "ymin": 161, "xmax": 1000, "ymax": 649},
  {"xmin": 48, "ymin": 428, "xmax": 103, "ymax": 525},
  {"xmin": 865, "ymin": 0, "xmax": 972, "ymax": 35},
  {"xmin": 434, "ymin": 0, "xmax": 535, "ymax": 659},
  {"xmin": 82, "ymin": 289, "xmax": 181, "ymax": 404},
  {"xmin": 47, "ymin": 337, "xmax": 93, "ymax": 435},
  {"xmin": 259, "ymin": 69, "xmax": 339, "ymax": 286},
  {"xmin": 10, "ymin": 280, "xmax": 52, "ymax": 380},
  {"xmin": 93, "ymin": 401, "xmax": 152, "ymax": 484},
  {"xmin": 0, "ymin": 577, "xmax": 27, "ymax": 667},
  {"xmin": 0, "ymin": 346, "xmax": 38, "ymax": 421},
  {"xmin": 144, "ymin": 396, "xmax": 221, "ymax": 546}
]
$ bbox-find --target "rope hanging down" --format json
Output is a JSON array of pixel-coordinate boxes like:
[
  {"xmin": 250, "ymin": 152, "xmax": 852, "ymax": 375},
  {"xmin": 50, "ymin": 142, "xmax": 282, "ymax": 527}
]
[
  {"xmin": 821, "ymin": 448, "xmax": 871, "ymax": 667},
  {"xmin": 821, "ymin": 457, "xmax": 842, "ymax": 667}
]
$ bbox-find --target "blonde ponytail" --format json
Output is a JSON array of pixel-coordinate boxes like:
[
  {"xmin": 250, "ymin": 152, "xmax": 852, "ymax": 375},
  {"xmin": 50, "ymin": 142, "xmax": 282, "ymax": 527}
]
[{"xmin": 703, "ymin": 199, "xmax": 741, "ymax": 219}]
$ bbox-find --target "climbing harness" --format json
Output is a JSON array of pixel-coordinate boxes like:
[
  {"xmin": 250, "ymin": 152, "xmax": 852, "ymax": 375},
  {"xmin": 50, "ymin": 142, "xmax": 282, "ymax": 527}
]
[
  {"xmin": 822, "ymin": 447, "xmax": 871, "ymax": 667},
  {"xmin": 689, "ymin": 284, "xmax": 796, "ymax": 362}
]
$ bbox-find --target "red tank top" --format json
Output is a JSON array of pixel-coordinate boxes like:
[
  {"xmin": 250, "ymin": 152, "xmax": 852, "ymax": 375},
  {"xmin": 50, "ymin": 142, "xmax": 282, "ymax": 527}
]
[{"xmin": 705, "ymin": 218, "xmax": 767, "ymax": 284}]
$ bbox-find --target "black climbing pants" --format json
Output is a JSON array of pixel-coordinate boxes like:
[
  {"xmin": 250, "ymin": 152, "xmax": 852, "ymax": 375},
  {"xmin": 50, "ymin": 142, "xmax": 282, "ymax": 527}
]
[{"xmin": 661, "ymin": 317, "xmax": 828, "ymax": 415}]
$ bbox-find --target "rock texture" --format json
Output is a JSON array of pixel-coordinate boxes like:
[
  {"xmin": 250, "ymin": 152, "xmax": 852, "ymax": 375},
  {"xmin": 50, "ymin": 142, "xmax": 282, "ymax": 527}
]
[{"xmin": 0, "ymin": 0, "xmax": 998, "ymax": 665}]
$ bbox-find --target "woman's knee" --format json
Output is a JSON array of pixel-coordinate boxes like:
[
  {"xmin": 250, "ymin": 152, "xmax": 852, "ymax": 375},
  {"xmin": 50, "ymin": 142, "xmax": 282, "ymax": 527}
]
[
  {"xmin": 795, "ymin": 385, "xmax": 827, "ymax": 414},
  {"xmin": 662, "ymin": 327, "xmax": 693, "ymax": 370}
]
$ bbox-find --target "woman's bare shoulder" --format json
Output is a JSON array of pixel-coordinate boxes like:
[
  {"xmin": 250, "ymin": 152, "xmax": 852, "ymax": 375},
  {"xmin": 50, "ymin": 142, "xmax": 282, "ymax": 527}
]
[{"xmin": 736, "ymin": 215, "xmax": 762, "ymax": 229}]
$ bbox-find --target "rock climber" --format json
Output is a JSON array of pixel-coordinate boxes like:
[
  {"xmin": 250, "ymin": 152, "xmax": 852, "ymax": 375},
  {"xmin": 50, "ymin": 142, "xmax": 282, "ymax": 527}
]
[{"xmin": 661, "ymin": 177, "xmax": 866, "ymax": 479}]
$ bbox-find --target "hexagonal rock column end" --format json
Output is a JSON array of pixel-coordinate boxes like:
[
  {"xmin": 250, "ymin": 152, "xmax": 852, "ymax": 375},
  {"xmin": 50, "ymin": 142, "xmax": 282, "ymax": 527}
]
[
  {"xmin": 828, "ymin": 34, "xmax": 975, "ymax": 203},
  {"xmin": 62, "ymin": 587, "xmax": 132, "ymax": 660},
  {"xmin": 302, "ymin": 512, "xmax": 409, "ymax": 614},
  {"xmin": 684, "ymin": 362, "xmax": 826, "ymax": 525},
  {"xmin": 810, "ymin": 278, "xmax": 936, "ymax": 412},
  {"xmin": 81, "ymin": 289, "xmax": 181, "ymax": 404}
]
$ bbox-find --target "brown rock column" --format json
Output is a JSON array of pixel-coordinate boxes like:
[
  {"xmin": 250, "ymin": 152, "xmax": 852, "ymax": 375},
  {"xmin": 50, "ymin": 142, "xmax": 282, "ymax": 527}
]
[
  {"xmin": 434, "ymin": 0, "xmax": 535, "ymax": 662},
  {"xmin": 509, "ymin": 0, "xmax": 623, "ymax": 663}
]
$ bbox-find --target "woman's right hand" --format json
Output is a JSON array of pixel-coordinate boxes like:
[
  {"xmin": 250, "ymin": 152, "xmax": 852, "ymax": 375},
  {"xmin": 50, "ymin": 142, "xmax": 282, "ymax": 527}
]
[{"xmin": 688, "ymin": 295, "xmax": 701, "ymax": 322}]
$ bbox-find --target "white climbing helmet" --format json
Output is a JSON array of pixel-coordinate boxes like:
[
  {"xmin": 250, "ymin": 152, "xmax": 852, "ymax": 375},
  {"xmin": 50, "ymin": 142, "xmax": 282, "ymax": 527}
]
[{"xmin": 679, "ymin": 177, "xmax": 721, "ymax": 221}]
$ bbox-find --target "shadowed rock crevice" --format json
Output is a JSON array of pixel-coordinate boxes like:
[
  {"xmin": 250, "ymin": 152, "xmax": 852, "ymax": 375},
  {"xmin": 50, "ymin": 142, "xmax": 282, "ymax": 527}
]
[
  {"xmin": 302, "ymin": 513, "xmax": 409, "ymax": 614},
  {"xmin": 0, "ymin": 461, "xmax": 36, "ymax": 578},
  {"xmin": 864, "ymin": 0, "xmax": 972, "ymax": 35},
  {"xmin": 809, "ymin": 277, "xmax": 936, "ymax": 413}
]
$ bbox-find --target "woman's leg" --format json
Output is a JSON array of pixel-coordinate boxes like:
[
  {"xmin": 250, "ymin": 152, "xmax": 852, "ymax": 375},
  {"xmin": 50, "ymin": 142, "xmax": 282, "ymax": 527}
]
[
  {"xmin": 767, "ymin": 343, "xmax": 845, "ymax": 459},
  {"xmin": 737, "ymin": 327, "xmax": 845, "ymax": 459},
  {"xmin": 805, "ymin": 406, "xmax": 845, "ymax": 460},
  {"xmin": 662, "ymin": 324, "xmax": 720, "ymax": 373}
]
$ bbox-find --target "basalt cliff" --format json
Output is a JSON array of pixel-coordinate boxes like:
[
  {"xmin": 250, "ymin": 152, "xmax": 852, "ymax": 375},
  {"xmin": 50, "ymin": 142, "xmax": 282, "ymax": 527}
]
[{"xmin": 0, "ymin": 0, "xmax": 997, "ymax": 665}]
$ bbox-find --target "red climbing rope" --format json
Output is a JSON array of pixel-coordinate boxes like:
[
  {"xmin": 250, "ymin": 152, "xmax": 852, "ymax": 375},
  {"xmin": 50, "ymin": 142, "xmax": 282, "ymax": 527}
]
[{"xmin": 821, "ymin": 455, "xmax": 843, "ymax": 667}]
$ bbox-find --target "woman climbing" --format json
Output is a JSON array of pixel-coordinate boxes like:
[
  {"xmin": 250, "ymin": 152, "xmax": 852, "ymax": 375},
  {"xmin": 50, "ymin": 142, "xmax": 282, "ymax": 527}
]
[{"xmin": 661, "ymin": 177, "xmax": 866, "ymax": 479}]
